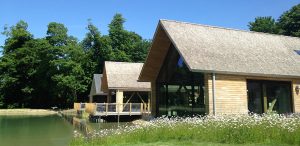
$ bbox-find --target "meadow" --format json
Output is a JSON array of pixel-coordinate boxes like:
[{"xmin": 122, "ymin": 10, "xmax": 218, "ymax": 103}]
[{"xmin": 70, "ymin": 114, "xmax": 300, "ymax": 146}]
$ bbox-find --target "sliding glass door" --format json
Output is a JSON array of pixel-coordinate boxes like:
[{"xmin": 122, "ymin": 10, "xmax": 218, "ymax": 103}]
[
  {"xmin": 247, "ymin": 80, "xmax": 293, "ymax": 114},
  {"xmin": 266, "ymin": 83, "xmax": 292, "ymax": 113},
  {"xmin": 247, "ymin": 81, "xmax": 263, "ymax": 114}
]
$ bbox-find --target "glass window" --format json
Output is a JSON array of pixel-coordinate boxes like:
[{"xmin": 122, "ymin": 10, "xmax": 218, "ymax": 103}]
[
  {"xmin": 247, "ymin": 80, "xmax": 292, "ymax": 114},
  {"xmin": 247, "ymin": 81, "xmax": 263, "ymax": 114},
  {"xmin": 156, "ymin": 45, "xmax": 205, "ymax": 117}
]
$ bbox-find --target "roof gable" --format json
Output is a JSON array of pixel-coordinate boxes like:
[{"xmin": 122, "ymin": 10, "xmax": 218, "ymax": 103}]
[
  {"xmin": 103, "ymin": 61, "xmax": 151, "ymax": 91},
  {"xmin": 139, "ymin": 20, "xmax": 300, "ymax": 81}
]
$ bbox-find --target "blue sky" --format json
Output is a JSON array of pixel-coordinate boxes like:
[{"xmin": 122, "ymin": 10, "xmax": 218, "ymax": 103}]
[{"xmin": 0, "ymin": 0, "xmax": 299, "ymax": 50}]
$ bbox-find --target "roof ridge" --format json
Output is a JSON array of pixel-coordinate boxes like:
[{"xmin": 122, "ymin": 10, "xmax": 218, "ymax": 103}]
[{"xmin": 159, "ymin": 19, "xmax": 300, "ymax": 40}]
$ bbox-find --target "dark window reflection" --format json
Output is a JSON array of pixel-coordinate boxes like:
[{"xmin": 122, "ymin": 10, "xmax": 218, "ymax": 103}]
[
  {"xmin": 247, "ymin": 80, "xmax": 292, "ymax": 114},
  {"xmin": 156, "ymin": 45, "xmax": 205, "ymax": 117}
]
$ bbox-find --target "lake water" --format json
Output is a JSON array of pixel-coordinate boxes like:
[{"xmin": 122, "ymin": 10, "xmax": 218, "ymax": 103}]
[
  {"xmin": 0, "ymin": 115, "xmax": 73, "ymax": 146},
  {"xmin": 0, "ymin": 115, "xmax": 130, "ymax": 146}
]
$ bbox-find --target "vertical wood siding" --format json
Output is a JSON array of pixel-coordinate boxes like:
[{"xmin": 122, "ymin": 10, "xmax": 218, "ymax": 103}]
[
  {"xmin": 151, "ymin": 82, "xmax": 157, "ymax": 117},
  {"xmin": 205, "ymin": 74, "xmax": 300, "ymax": 114},
  {"xmin": 293, "ymin": 79, "xmax": 300, "ymax": 112},
  {"xmin": 206, "ymin": 74, "xmax": 248, "ymax": 114}
]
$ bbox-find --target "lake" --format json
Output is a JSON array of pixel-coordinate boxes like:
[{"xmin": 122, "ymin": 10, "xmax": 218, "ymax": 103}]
[
  {"xmin": 0, "ymin": 114, "xmax": 130, "ymax": 146},
  {"xmin": 0, "ymin": 115, "xmax": 73, "ymax": 146}
]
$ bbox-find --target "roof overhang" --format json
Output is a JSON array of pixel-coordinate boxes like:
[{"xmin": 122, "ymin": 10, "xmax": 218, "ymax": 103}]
[
  {"xmin": 138, "ymin": 21, "xmax": 172, "ymax": 82},
  {"xmin": 192, "ymin": 69, "xmax": 300, "ymax": 79},
  {"xmin": 108, "ymin": 87, "xmax": 151, "ymax": 92}
]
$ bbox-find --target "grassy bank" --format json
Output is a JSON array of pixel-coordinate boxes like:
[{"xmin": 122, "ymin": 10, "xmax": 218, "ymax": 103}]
[
  {"xmin": 0, "ymin": 109, "xmax": 57, "ymax": 115},
  {"xmin": 70, "ymin": 114, "xmax": 300, "ymax": 146}
]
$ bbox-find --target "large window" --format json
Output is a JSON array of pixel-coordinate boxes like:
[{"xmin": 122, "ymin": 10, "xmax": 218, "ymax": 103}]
[
  {"xmin": 247, "ymin": 80, "xmax": 293, "ymax": 114},
  {"xmin": 156, "ymin": 45, "xmax": 205, "ymax": 117}
]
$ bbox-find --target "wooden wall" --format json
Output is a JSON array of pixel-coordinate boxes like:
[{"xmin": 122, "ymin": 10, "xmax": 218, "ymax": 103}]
[
  {"xmin": 293, "ymin": 79, "xmax": 300, "ymax": 112},
  {"xmin": 205, "ymin": 74, "xmax": 248, "ymax": 114},
  {"xmin": 150, "ymin": 82, "xmax": 157, "ymax": 117},
  {"xmin": 205, "ymin": 73, "xmax": 300, "ymax": 114}
]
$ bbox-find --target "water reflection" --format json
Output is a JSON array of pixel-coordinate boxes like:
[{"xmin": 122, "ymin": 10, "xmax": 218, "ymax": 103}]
[
  {"xmin": 71, "ymin": 116, "xmax": 131, "ymax": 137},
  {"xmin": 0, "ymin": 115, "xmax": 73, "ymax": 146}
]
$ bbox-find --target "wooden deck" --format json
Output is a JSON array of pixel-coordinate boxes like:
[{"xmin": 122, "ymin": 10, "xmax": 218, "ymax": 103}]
[{"xmin": 74, "ymin": 102, "xmax": 150, "ymax": 116}]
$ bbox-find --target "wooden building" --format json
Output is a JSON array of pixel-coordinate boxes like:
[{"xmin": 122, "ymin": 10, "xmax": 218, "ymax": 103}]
[
  {"xmin": 85, "ymin": 61, "xmax": 151, "ymax": 117},
  {"xmin": 76, "ymin": 62, "xmax": 151, "ymax": 118},
  {"xmin": 138, "ymin": 20, "xmax": 300, "ymax": 117},
  {"xmin": 102, "ymin": 61, "xmax": 151, "ymax": 106}
]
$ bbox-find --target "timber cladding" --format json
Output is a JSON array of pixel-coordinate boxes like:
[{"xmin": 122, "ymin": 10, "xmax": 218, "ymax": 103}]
[
  {"xmin": 205, "ymin": 74, "xmax": 248, "ymax": 114},
  {"xmin": 151, "ymin": 82, "xmax": 157, "ymax": 117},
  {"xmin": 205, "ymin": 74, "xmax": 300, "ymax": 114},
  {"xmin": 293, "ymin": 79, "xmax": 300, "ymax": 112}
]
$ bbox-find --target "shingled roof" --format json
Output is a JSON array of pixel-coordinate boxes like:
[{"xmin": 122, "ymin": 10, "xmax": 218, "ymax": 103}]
[
  {"xmin": 102, "ymin": 61, "xmax": 151, "ymax": 92},
  {"xmin": 139, "ymin": 19, "xmax": 300, "ymax": 81}
]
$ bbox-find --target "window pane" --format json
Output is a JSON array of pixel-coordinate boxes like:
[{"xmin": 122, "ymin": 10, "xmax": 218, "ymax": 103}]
[
  {"xmin": 266, "ymin": 83, "xmax": 292, "ymax": 114},
  {"xmin": 247, "ymin": 81, "xmax": 263, "ymax": 114},
  {"xmin": 247, "ymin": 80, "xmax": 292, "ymax": 114},
  {"xmin": 156, "ymin": 44, "xmax": 205, "ymax": 116}
]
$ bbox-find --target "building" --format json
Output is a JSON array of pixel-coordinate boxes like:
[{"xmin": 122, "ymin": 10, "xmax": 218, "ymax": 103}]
[
  {"xmin": 138, "ymin": 20, "xmax": 300, "ymax": 117},
  {"xmin": 99, "ymin": 61, "xmax": 151, "ymax": 114},
  {"xmin": 78, "ymin": 61, "xmax": 151, "ymax": 119}
]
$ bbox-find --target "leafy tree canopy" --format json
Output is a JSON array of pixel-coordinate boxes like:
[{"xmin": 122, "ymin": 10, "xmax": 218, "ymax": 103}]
[
  {"xmin": 249, "ymin": 4, "xmax": 300, "ymax": 37},
  {"xmin": 277, "ymin": 4, "xmax": 300, "ymax": 37},
  {"xmin": 46, "ymin": 22, "xmax": 69, "ymax": 46},
  {"xmin": 248, "ymin": 16, "xmax": 278, "ymax": 34},
  {"xmin": 0, "ymin": 14, "xmax": 151, "ymax": 108}
]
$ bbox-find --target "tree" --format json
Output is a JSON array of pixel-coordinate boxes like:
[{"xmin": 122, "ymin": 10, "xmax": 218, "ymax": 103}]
[
  {"xmin": 2, "ymin": 20, "xmax": 33, "ymax": 53},
  {"xmin": 20, "ymin": 39, "xmax": 53, "ymax": 108},
  {"xmin": 46, "ymin": 22, "xmax": 89, "ymax": 106},
  {"xmin": 131, "ymin": 39, "xmax": 151, "ymax": 62},
  {"xmin": 50, "ymin": 42, "xmax": 89, "ymax": 105},
  {"xmin": 108, "ymin": 13, "xmax": 151, "ymax": 62},
  {"xmin": 46, "ymin": 22, "xmax": 68, "ymax": 46},
  {"xmin": 0, "ymin": 20, "xmax": 34, "ymax": 108},
  {"xmin": 82, "ymin": 21, "xmax": 114, "ymax": 73},
  {"xmin": 277, "ymin": 4, "xmax": 300, "ymax": 37},
  {"xmin": 248, "ymin": 16, "xmax": 279, "ymax": 34},
  {"xmin": 249, "ymin": 4, "xmax": 300, "ymax": 38},
  {"xmin": 0, "ymin": 13, "xmax": 151, "ymax": 108},
  {"xmin": 108, "ymin": 13, "xmax": 132, "ymax": 62}
]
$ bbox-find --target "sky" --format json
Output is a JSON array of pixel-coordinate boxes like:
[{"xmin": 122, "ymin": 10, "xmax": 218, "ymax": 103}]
[{"xmin": 0, "ymin": 0, "xmax": 299, "ymax": 52}]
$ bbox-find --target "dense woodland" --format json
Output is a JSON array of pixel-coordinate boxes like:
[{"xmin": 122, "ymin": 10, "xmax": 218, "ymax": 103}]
[
  {"xmin": 0, "ymin": 14, "xmax": 151, "ymax": 108},
  {"xmin": 0, "ymin": 3, "xmax": 299, "ymax": 109}
]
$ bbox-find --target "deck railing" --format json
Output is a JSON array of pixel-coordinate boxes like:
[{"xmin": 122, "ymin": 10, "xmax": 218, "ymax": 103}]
[
  {"xmin": 74, "ymin": 103, "xmax": 86, "ymax": 111},
  {"xmin": 85, "ymin": 103, "xmax": 96, "ymax": 113},
  {"xmin": 74, "ymin": 102, "xmax": 150, "ymax": 116},
  {"xmin": 94, "ymin": 103, "xmax": 150, "ymax": 115}
]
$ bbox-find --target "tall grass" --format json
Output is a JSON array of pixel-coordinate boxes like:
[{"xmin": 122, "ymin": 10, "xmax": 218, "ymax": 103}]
[{"xmin": 70, "ymin": 114, "xmax": 300, "ymax": 146}]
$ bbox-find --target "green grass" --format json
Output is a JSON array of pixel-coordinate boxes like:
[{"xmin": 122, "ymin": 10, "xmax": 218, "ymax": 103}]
[
  {"xmin": 70, "ymin": 114, "xmax": 300, "ymax": 146},
  {"xmin": 70, "ymin": 139, "xmax": 293, "ymax": 146}
]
